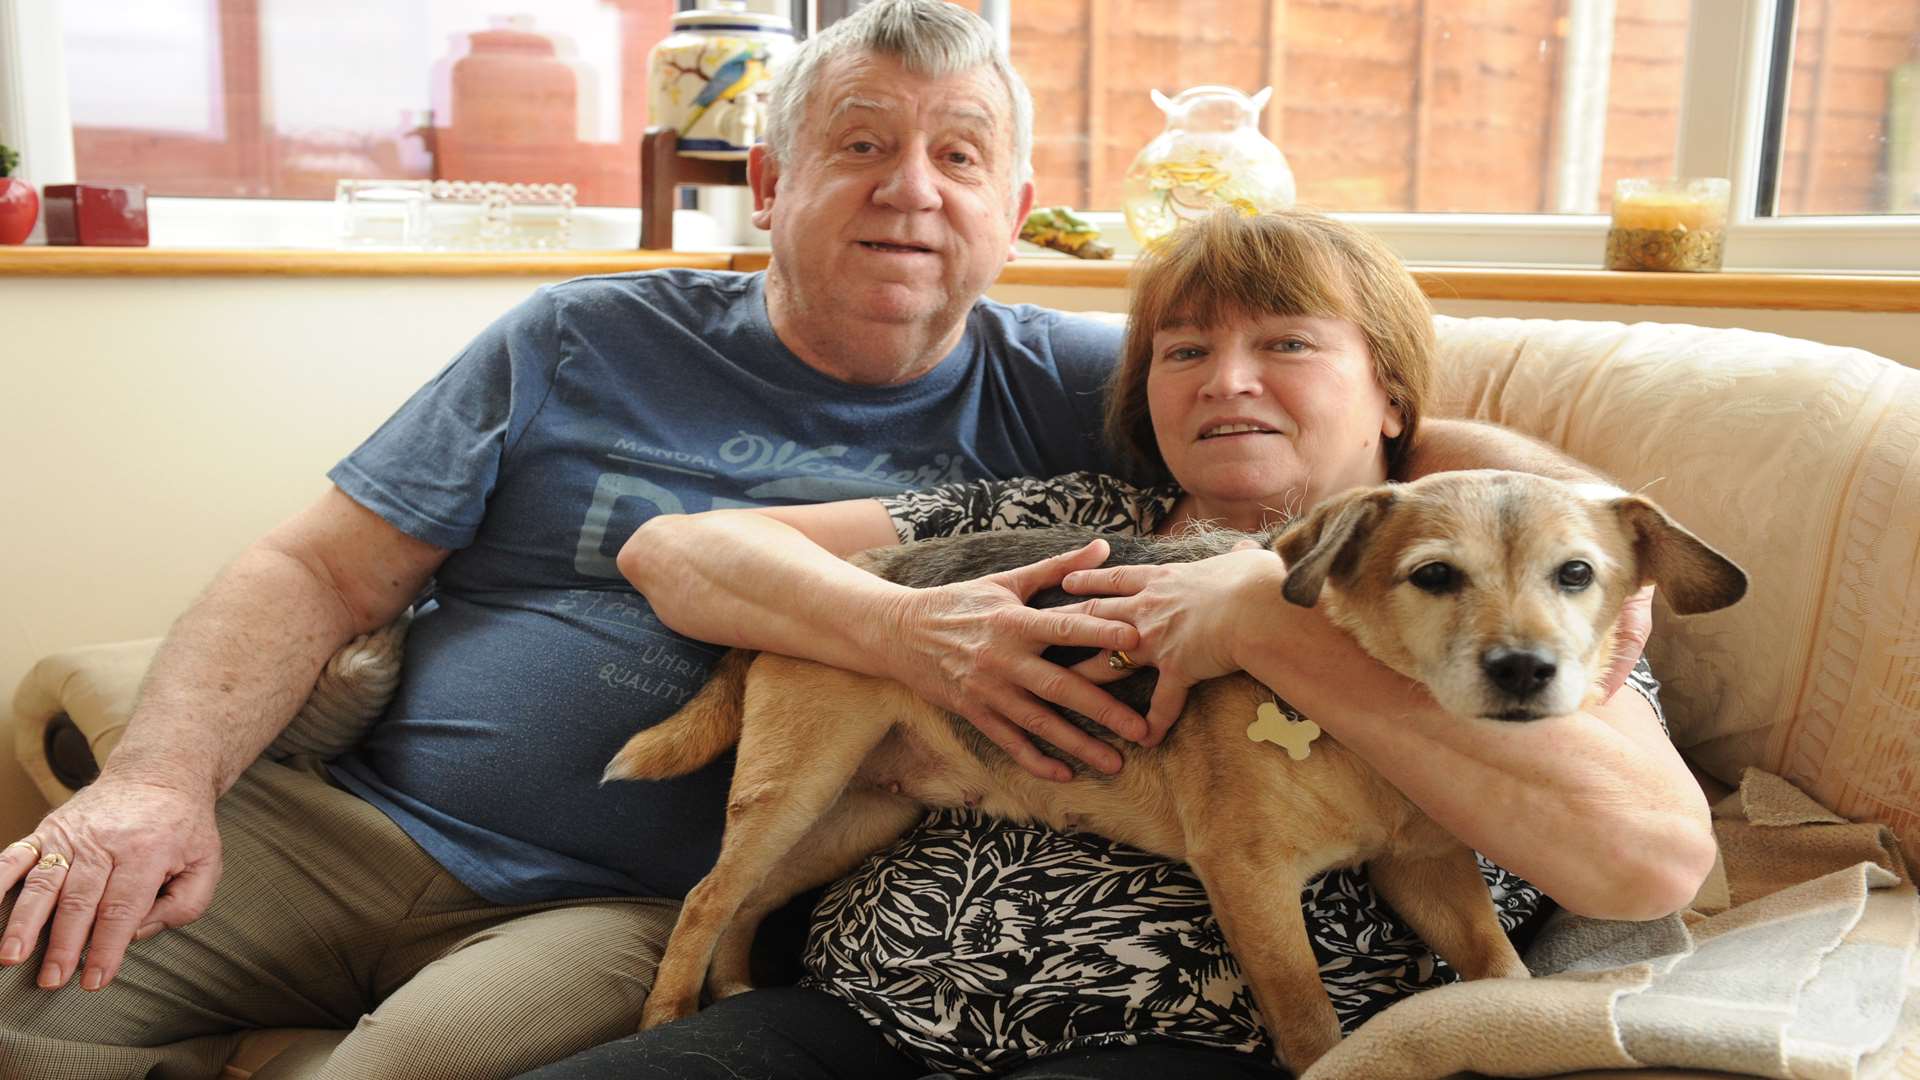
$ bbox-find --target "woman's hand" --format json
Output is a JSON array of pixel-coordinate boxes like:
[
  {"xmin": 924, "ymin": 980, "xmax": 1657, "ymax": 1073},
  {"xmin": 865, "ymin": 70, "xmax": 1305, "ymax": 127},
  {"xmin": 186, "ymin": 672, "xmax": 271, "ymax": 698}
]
[
  {"xmin": 1601, "ymin": 585, "xmax": 1656, "ymax": 700},
  {"xmin": 1058, "ymin": 543, "xmax": 1287, "ymax": 743},
  {"xmin": 0, "ymin": 773, "xmax": 222, "ymax": 992},
  {"xmin": 883, "ymin": 540, "xmax": 1148, "ymax": 782}
]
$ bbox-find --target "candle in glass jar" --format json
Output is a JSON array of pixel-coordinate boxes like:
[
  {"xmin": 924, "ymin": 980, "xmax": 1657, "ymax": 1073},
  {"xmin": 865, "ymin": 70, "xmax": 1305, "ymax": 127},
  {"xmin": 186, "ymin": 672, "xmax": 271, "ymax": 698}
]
[{"xmin": 1605, "ymin": 178, "xmax": 1730, "ymax": 272}]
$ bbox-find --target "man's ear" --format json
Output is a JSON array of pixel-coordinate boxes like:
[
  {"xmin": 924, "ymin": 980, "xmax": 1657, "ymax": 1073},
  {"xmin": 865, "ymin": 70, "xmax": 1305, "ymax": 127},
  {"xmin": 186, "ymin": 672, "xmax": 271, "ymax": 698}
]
[
  {"xmin": 748, "ymin": 144, "xmax": 779, "ymax": 230},
  {"xmin": 1006, "ymin": 181, "xmax": 1035, "ymax": 261}
]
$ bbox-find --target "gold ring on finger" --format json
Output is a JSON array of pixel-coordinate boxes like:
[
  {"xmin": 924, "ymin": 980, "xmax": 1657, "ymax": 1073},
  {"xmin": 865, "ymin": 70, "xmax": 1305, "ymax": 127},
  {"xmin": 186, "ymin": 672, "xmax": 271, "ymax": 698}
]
[
  {"xmin": 35, "ymin": 852, "xmax": 69, "ymax": 872},
  {"xmin": 4, "ymin": 839, "xmax": 41, "ymax": 860},
  {"xmin": 1108, "ymin": 649, "xmax": 1139, "ymax": 671}
]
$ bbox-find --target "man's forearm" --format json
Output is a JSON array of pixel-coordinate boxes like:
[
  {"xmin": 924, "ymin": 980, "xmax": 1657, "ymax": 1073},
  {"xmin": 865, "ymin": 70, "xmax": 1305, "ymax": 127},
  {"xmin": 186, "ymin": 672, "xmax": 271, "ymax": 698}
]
[{"xmin": 102, "ymin": 545, "xmax": 364, "ymax": 801}]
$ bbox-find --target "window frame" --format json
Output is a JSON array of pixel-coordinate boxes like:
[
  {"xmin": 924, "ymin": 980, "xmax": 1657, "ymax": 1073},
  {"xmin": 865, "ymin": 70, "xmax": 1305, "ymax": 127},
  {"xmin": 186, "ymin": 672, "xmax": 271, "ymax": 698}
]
[{"xmin": 3, "ymin": 0, "xmax": 1915, "ymax": 270}]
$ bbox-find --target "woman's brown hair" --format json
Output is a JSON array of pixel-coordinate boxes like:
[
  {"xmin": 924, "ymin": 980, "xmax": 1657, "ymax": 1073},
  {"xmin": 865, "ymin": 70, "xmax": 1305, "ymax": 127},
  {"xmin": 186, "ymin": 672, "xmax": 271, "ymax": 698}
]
[{"xmin": 1105, "ymin": 209, "xmax": 1435, "ymax": 482}]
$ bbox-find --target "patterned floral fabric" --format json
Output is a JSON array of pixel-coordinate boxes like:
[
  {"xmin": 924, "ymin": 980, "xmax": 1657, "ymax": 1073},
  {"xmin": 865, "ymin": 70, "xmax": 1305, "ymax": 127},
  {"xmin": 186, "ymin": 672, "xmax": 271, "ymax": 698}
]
[{"xmin": 801, "ymin": 471, "xmax": 1666, "ymax": 1076}]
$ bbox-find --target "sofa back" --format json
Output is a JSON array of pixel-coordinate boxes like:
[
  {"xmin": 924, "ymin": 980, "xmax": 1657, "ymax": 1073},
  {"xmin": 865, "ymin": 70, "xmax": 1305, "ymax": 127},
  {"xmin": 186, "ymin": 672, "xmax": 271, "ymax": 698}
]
[{"xmin": 1432, "ymin": 315, "xmax": 1920, "ymax": 860}]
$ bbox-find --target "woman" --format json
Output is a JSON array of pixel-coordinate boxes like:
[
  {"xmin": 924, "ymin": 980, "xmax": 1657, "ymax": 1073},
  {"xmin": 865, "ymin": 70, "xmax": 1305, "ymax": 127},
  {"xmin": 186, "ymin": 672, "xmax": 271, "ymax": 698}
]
[{"xmin": 520, "ymin": 210, "xmax": 1712, "ymax": 1079}]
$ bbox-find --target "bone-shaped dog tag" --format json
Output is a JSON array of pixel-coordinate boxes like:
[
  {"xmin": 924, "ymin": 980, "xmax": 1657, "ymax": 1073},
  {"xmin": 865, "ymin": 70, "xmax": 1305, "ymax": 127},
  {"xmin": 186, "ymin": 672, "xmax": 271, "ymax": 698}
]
[{"xmin": 1248, "ymin": 700, "xmax": 1320, "ymax": 760}]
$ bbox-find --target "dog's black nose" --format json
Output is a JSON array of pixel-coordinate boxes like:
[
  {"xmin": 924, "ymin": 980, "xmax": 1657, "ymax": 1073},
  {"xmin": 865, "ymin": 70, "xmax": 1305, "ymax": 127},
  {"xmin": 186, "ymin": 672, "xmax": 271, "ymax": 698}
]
[{"xmin": 1481, "ymin": 647, "xmax": 1557, "ymax": 699}]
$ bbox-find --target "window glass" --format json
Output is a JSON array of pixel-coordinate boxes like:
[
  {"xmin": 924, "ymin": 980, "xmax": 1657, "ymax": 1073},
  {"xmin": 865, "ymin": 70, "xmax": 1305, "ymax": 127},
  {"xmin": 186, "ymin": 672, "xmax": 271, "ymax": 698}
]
[
  {"xmin": 1773, "ymin": 0, "xmax": 1920, "ymax": 215},
  {"xmin": 1008, "ymin": 0, "xmax": 1688, "ymax": 215},
  {"xmin": 63, "ymin": 0, "xmax": 676, "ymax": 206}
]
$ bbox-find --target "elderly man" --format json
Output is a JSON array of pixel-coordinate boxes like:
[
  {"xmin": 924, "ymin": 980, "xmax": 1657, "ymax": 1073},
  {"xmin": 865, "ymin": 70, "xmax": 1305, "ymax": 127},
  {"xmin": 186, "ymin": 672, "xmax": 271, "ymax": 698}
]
[{"xmin": 0, "ymin": 3, "xmax": 1146, "ymax": 1078}]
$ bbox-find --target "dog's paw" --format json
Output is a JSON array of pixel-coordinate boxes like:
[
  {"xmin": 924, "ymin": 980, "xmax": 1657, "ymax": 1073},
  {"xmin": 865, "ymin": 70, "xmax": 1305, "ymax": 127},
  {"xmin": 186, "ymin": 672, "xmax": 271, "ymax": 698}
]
[{"xmin": 639, "ymin": 995, "xmax": 699, "ymax": 1030}]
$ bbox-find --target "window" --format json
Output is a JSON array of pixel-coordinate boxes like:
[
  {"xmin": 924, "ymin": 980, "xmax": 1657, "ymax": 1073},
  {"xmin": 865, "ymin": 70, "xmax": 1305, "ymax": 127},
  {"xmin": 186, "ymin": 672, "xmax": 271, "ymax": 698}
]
[
  {"xmin": 62, "ymin": 0, "xmax": 675, "ymax": 206},
  {"xmin": 1770, "ymin": 0, "xmax": 1920, "ymax": 215},
  {"xmin": 1000, "ymin": 1, "xmax": 1689, "ymax": 217},
  {"xmin": 5, "ymin": 0, "xmax": 1916, "ymax": 267}
]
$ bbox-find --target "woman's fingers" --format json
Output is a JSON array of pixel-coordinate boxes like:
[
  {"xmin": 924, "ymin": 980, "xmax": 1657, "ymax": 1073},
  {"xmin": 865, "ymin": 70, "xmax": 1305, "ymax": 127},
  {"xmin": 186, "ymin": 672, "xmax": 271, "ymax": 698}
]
[
  {"xmin": 963, "ymin": 710, "xmax": 1077, "ymax": 782},
  {"xmin": 1145, "ymin": 676, "xmax": 1195, "ymax": 746},
  {"xmin": 989, "ymin": 539, "xmax": 1112, "ymax": 601},
  {"xmin": 1602, "ymin": 584, "xmax": 1657, "ymax": 700},
  {"xmin": 1060, "ymin": 562, "xmax": 1161, "ymax": 598},
  {"xmin": 1012, "ymin": 655, "xmax": 1146, "ymax": 743}
]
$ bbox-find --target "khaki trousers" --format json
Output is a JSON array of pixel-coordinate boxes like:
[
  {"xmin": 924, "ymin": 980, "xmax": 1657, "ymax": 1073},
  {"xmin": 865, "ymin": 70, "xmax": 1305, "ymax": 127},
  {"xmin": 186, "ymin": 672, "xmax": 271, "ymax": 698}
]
[{"xmin": 0, "ymin": 756, "xmax": 678, "ymax": 1080}]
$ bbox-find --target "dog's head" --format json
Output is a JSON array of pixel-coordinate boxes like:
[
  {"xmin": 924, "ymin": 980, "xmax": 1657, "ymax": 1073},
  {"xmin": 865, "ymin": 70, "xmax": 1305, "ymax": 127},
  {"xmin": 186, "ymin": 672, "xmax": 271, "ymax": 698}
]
[{"xmin": 1272, "ymin": 470, "xmax": 1748, "ymax": 721}]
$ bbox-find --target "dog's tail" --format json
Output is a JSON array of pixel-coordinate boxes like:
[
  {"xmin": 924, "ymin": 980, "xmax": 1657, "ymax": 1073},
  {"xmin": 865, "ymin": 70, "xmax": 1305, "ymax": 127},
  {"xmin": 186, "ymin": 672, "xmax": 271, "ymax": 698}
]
[{"xmin": 603, "ymin": 648, "xmax": 753, "ymax": 783}]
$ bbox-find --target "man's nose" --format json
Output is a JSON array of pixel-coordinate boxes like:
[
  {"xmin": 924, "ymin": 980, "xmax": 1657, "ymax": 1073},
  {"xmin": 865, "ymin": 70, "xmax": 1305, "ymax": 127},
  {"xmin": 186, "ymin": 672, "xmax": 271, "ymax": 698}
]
[{"xmin": 873, "ymin": 146, "xmax": 942, "ymax": 212}]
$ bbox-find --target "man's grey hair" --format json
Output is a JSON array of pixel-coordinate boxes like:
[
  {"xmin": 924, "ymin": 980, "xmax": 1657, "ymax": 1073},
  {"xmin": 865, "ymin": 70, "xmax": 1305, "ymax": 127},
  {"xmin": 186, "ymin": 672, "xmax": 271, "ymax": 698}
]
[{"xmin": 763, "ymin": 0, "xmax": 1034, "ymax": 189}]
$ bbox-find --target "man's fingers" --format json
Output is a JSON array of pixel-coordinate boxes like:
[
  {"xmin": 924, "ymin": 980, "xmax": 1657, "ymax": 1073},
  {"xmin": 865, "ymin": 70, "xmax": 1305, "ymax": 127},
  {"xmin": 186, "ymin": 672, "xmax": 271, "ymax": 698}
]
[
  {"xmin": 0, "ymin": 837, "xmax": 71, "ymax": 967},
  {"xmin": 0, "ymin": 839, "xmax": 39, "ymax": 903},
  {"xmin": 40, "ymin": 852, "xmax": 107, "ymax": 990},
  {"xmin": 143, "ymin": 864, "xmax": 217, "ymax": 935},
  {"xmin": 1145, "ymin": 677, "xmax": 1194, "ymax": 747},
  {"xmin": 77, "ymin": 865, "xmax": 168, "ymax": 991},
  {"xmin": 992, "ymin": 539, "xmax": 1111, "ymax": 601}
]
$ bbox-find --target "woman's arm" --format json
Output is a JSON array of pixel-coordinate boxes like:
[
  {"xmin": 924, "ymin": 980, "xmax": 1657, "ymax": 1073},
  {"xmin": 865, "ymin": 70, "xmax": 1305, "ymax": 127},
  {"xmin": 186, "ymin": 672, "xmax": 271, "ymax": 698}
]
[
  {"xmin": 1061, "ymin": 551, "xmax": 1715, "ymax": 920},
  {"xmin": 619, "ymin": 502, "xmax": 1147, "ymax": 781}
]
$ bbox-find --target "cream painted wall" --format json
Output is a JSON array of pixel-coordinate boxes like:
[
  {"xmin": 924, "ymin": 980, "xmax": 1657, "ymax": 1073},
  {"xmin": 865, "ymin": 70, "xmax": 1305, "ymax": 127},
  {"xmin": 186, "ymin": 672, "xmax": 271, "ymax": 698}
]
[{"xmin": 3, "ymin": 272, "xmax": 1917, "ymax": 831}]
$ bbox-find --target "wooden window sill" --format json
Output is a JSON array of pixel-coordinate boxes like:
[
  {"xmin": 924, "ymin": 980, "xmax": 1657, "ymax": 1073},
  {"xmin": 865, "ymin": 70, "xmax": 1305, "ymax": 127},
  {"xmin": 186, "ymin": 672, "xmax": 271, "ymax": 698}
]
[{"xmin": 2, "ymin": 246, "xmax": 1916, "ymax": 312}]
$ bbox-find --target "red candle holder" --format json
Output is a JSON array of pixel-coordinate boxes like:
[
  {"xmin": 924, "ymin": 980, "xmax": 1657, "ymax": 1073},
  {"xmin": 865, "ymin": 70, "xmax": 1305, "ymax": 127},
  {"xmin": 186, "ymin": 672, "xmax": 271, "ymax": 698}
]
[{"xmin": 44, "ymin": 184, "xmax": 150, "ymax": 246}]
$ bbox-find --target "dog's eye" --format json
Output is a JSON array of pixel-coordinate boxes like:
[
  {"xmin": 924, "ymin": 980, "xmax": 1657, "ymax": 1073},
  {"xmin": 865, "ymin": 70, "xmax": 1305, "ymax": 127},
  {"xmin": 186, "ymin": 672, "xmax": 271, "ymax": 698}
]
[
  {"xmin": 1557, "ymin": 561, "xmax": 1594, "ymax": 591},
  {"xmin": 1408, "ymin": 562, "xmax": 1461, "ymax": 594}
]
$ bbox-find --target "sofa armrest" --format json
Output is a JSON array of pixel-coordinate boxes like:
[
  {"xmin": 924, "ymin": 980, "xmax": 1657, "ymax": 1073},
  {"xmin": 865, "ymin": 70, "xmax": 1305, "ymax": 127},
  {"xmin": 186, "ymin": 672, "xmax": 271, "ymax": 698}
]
[
  {"xmin": 11, "ymin": 638, "xmax": 161, "ymax": 805},
  {"xmin": 9, "ymin": 615, "xmax": 411, "ymax": 808}
]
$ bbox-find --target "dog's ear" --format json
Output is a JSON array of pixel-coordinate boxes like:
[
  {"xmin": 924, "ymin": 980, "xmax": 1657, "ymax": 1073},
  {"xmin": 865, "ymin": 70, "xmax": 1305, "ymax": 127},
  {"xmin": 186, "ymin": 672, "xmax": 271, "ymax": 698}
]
[
  {"xmin": 1273, "ymin": 487, "xmax": 1395, "ymax": 607},
  {"xmin": 1612, "ymin": 496, "xmax": 1748, "ymax": 615}
]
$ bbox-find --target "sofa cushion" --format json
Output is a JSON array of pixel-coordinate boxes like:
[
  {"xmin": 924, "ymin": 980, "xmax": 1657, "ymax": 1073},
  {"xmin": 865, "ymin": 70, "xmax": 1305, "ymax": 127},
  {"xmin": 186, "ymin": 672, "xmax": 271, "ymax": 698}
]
[{"xmin": 1430, "ymin": 315, "xmax": 1920, "ymax": 861}]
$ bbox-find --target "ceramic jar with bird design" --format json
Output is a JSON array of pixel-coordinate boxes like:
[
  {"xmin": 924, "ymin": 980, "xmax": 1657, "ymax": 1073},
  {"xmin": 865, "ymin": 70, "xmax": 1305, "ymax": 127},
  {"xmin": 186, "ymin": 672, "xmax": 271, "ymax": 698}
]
[{"xmin": 648, "ymin": 2, "xmax": 797, "ymax": 160}]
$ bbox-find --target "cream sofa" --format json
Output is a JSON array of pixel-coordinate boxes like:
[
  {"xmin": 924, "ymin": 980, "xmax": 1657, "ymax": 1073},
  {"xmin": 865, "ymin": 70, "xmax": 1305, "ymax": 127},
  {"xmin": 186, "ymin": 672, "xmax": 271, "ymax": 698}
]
[{"xmin": 8, "ymin": 313, "xmax": 1919, "ymax": 1078}]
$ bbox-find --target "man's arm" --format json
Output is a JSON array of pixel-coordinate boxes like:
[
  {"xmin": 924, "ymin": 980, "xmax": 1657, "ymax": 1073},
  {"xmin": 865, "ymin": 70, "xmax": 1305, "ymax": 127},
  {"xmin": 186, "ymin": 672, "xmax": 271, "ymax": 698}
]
[{"xmin": 0, "ymin": 486, "xmax": 447, "ymax": 993}]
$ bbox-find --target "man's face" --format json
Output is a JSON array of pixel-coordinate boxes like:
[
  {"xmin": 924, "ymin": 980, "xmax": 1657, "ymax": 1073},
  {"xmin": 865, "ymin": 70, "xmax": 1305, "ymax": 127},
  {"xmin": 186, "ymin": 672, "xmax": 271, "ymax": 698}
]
[{"xmin": 751, "ymin": 52, "xmax": 1034, "ymax": 338}]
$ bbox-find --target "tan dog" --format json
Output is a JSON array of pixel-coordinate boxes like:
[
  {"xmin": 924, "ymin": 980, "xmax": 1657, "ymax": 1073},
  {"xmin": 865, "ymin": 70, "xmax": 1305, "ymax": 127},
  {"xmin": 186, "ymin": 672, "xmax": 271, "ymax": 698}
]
[{"xmin": 608, "ymin": 470, "xmax": 1747, "ymax": 1071}]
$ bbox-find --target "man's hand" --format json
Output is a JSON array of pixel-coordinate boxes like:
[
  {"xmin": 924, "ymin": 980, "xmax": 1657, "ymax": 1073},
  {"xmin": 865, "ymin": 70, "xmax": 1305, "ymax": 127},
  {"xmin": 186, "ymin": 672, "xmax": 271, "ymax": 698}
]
[
  {"xmin": 1601, "ymin": 584, "xmax": 1656, "ymax": 701},
  {"xmin": 0, "ymin": 775, "xmax": 221, "ymax": 992},
  {"xmin": 1059, "ymin": 543, "xmax": 1283, "ymax": 743},
  {"xmin": 884, "ymin": 540, "xmax": 1146, "ymax": 783}
]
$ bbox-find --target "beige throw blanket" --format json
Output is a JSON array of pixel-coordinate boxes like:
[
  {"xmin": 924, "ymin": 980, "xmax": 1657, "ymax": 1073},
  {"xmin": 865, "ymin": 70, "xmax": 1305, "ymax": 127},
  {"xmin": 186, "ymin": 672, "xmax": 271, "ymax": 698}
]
[{"xmin": 1304, "ymin": 769, "xmax": 1919, "ymax": 1080}]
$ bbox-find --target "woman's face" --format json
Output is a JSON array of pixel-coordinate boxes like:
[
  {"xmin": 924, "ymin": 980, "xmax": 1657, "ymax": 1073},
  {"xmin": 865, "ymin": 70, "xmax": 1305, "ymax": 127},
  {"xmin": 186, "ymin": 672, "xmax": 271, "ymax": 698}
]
[{"xmin": 1147, "ymin": 312, "xmax": 1403, "ymax": 518}]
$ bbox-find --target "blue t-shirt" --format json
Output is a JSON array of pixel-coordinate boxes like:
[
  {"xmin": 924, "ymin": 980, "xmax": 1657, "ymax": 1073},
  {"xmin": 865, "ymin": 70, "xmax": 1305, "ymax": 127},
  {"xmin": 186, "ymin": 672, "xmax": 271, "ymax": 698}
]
[{"xmin": 324, "ymin": 269, "xmax": 1122, "ymax": 905}]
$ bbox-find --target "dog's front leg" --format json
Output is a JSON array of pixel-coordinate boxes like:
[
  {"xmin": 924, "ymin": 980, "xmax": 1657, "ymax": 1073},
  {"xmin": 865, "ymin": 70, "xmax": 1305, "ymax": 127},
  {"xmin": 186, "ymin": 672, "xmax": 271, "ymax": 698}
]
[
  {"xmin": 1367, "ymin": 844, "xmax": 1528, "ymax": 982},
  {"xmin": 706, "ymin": 787, "xmax": 923, "ymax": 1001},
  {"xmin": 1187, "ymin": 851, "xmax": 1342, "ymax": 1074}
]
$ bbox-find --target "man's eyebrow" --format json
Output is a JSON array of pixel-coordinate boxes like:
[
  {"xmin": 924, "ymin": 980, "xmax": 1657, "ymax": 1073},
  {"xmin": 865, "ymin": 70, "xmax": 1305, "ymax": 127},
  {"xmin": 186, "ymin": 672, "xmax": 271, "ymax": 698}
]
[
  {"xmin": 826, "ymin": 97, "xmax": 997, "ymax": 132},
  {"xmin": 828, "ymin": 96, "xmax": 895, "ymax": 125}
]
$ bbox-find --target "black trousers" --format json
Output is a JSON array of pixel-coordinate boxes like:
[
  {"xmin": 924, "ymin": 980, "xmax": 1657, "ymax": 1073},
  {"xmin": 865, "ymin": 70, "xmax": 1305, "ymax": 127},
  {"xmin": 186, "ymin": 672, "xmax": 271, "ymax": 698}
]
[{"xmin": 514, "ymin": 986, "xmax": 1289, "ymax": 1080}]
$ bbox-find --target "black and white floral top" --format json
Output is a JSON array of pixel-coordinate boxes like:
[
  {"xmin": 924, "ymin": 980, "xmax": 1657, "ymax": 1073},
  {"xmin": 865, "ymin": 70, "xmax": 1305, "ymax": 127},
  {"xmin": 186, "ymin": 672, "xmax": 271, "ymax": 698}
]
[{"xmin": 801, "ymin": 472, "xmax": 1665, "ymax": 1076}]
